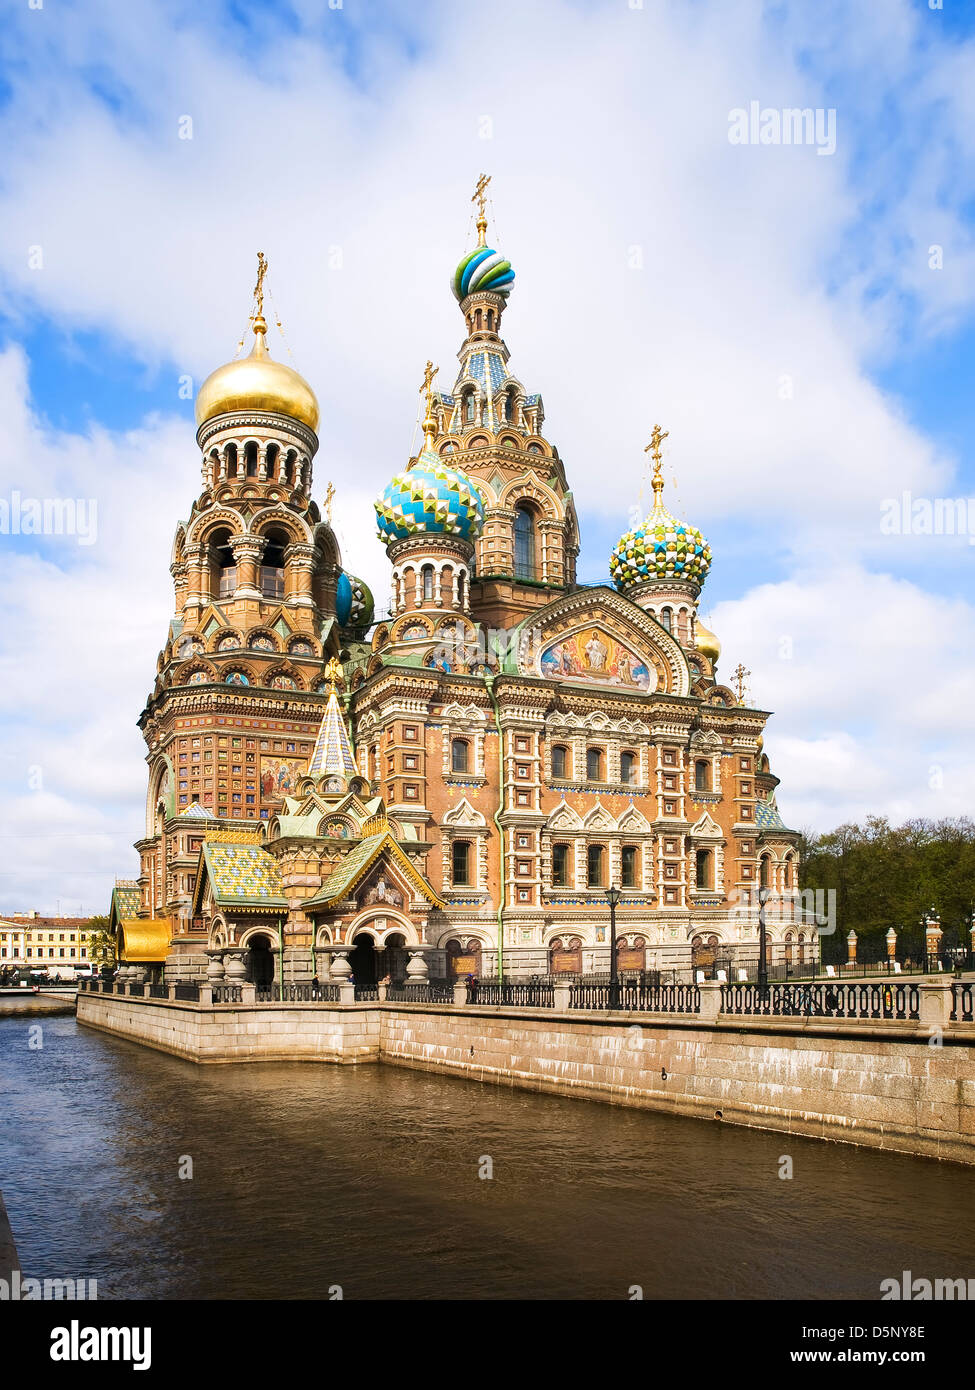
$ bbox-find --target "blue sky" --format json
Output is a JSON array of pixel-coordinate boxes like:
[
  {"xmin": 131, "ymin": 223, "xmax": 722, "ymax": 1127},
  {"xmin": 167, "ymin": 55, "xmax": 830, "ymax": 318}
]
[{"xmin": 1, "ymin": 0, "xmax": 974, "ymax": 912}]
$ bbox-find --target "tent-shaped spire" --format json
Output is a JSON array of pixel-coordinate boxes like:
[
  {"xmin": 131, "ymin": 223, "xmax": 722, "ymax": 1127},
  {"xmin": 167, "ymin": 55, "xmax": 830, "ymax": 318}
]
[{"xmin": 308, "ymin": 657, "xmax": 356, "ymax": 780}]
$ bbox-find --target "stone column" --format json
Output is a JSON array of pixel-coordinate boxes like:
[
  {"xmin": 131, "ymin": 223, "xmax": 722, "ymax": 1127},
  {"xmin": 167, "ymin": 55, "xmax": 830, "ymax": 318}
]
[
  {"xmin": 697, "ymin": 980, "xmax": 722, "ymax": 1022},
  {"xmin": 206, "ymin": 951, "xmax": 226, "ymax": 985},
  {"xmin": 918, "ymin": 980, "xmax": 953, "ymax": 1029},
  {"xmin": 230, "ymin": 536, "xmax": 265, "ymax": 601},
  {"xmin": 183, "ymin": 543, "xmax": 208, "ymax": 608},
  {"xmin": 224, "ymin": 951, "xmax": 247, "ymax": 985},
  {"xmin": 285, "ymin": 543, "xmax": 317, "ymax": 609},
  {"xmin": 406, "ymin": 950, "xmax": 429, "ymax": 984},
  {"xmin": 328, "ymin": 950, "xmax": 352, "ymax": 981}
]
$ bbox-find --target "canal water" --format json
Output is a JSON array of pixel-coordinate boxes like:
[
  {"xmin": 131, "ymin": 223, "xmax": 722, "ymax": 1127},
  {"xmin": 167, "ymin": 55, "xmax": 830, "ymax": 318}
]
[{"xmin": 2, "ymin": 1014, "xmax": 974, "ymax": 1300}]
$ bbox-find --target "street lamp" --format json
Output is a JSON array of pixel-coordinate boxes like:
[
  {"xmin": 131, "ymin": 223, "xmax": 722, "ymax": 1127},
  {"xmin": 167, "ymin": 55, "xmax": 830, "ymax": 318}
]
[
  {"xmin": 606, "ymin": 884, "xmax": 622, "ymax": 1008},
  {"xmin": 757, "ymin": 887, "xmax": 770, "ymax": 996}
]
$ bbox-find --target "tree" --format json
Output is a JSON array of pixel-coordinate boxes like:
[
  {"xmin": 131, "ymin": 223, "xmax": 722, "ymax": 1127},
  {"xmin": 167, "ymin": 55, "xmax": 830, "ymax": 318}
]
[{"xmin": 84, "ymin": 915, "xmax": 116, "ymax": 970}]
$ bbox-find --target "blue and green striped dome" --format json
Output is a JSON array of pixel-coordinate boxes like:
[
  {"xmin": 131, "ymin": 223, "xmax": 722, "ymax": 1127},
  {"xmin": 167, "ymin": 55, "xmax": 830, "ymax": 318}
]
[
  {"xmin": 375, "ymin": 450, "xmax": 485, "ymax": 544},
  {"xmin": 452, "ymin": 246, "xmax": 515, "ymax": 301},
  {"xmin": 610, "ymin": 499, "xmax": 712, "ymax": 590}
]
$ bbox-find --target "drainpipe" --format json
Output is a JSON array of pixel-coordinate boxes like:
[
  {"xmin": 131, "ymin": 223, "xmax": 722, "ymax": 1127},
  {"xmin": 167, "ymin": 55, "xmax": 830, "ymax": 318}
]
[
  {"xmin": 278, "ymin": 916, "xmax": 285, "ymax": 995},
  {"xmin": 484, "ymin": 672, "xmax": 505, "ymax": 981}
]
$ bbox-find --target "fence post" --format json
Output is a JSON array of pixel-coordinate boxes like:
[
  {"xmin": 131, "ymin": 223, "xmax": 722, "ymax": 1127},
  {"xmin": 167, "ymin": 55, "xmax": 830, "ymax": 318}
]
[
  {"xmin": 377, "ymin": 982, "xmax": 389, "ymax": 1002},
  {"xmin": 698, "ymin": 980, "xmax": 722, "ymax": 1022},
  {"xmin": 452, "ymin": 982, "xmax": 468, "ymax": 1005},
  {"xmin": 198, "ymin": 984, "xmax": 213, "ymax": 1006},
  {"xmin": 918, "ymin": 981, "xmax": 953, "ymax": 1030},
  {"xmin": 553, "ymin": 982, "xmax": 572, "ymax": 1012},
  {"xmin": 844, "ymin": 930, "xmax": 858, "ymax": 971},
  {"xmin": 167, "ymin": 984, "xmax": 177, "ymax": 1001},
  {"xmin": 241, "ymin": 983, "xmax": 256, "ymax": 1005},
  {"xmin": 338, "ymin": 980, "xmax": 355, "ymax": 1006},
  {"xmin": 143, "ymin": 984, "xmax": 151, "ymax": 998}
]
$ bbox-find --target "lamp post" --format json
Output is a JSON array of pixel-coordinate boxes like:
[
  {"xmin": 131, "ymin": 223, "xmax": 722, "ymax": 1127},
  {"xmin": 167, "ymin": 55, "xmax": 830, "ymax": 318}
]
[
  {"xmin": 606, "ymin": 884, "xmax": 622, "ymax": 1009},
  {"xmin": 757, "ymin": 887, "xmax": 770, "ymax": 996}
]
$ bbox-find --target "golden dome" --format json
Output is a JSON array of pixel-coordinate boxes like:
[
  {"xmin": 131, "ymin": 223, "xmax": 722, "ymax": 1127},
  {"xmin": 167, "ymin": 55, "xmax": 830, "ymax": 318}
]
[
  {"xmin": 695, "ymin": 619, "xmax": 721, "ymax": 664},
  {"xmin": 195, "ymin": 317, "xmax": 319, "ymax": 432}
]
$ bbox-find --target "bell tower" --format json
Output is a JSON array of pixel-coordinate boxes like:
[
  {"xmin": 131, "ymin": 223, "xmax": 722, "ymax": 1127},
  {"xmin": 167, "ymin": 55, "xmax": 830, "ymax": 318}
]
[{"xmin": 427, "ymin": 177, "xmax": 580, "ymax": 630}]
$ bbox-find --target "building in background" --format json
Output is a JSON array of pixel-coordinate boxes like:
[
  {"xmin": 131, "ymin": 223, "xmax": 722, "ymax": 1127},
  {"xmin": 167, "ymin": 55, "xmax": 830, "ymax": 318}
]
[
  {"xmin": 0, "ymin": 914, "xmax": 93, "ymax": 975},
  {"xmin": 110, "ymin": 184, "xmax": 801, "ymax": 988}
]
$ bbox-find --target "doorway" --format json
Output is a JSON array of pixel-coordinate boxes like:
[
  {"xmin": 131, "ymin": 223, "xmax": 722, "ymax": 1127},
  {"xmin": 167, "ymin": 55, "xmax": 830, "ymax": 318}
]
[
  {"xmin": 349, "ymin": 933, "xmax": 378, "ymax": 986},
  {"xmin": 246, "ymin": 934, "xmax": 275, "ymax": 989}
]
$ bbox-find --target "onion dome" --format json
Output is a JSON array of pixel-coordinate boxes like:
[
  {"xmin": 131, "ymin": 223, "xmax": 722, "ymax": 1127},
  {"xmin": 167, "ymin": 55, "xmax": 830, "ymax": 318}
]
[
  {"xmin": 452, "ymin": 246, "xmax": 515, "ymax": 301},
  {"xmin": 695, "ymin": 620, "xmax": 721, "ymax": 664},
  {"xmin": 375, "ymin": 449, "xmax": 484, "ymax": 543},
  {"xmin": 196, "ymin": 253, "xmax": 319, "ymax": 432},
  {"xmin": 196, "ymin": 319, "xmax": 319, "ymax": 432},
  {"xmin": 610, "ymin": 428, "xmax": 711, "ymax": 590},
  {"xmin": 336, "ymin": 570, "xmax": 375, "ymax": 630}
]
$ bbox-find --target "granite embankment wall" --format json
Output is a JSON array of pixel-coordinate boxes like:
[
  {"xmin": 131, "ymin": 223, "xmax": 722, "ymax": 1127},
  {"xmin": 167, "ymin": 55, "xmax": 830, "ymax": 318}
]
[{"xmin": 76, "ymin": 992, "xmax": 975, "ymax": 1165}]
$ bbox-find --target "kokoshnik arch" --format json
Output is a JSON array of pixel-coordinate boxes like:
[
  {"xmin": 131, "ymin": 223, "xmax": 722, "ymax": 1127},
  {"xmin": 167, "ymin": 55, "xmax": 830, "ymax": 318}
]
[{"xmin": 109, "ymin": 181, "xmax": 801, "ymax": 989}]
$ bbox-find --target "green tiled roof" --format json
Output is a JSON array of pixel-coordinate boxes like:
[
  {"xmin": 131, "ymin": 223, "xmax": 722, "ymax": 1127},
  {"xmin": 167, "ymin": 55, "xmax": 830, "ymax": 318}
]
[
  {"xmin": 304, "ymin": 834, "xmax": 385, "ymax": 908},
  {"xmin": 201, "ymin": 841, "xmax": 287, "ymax": 908}
]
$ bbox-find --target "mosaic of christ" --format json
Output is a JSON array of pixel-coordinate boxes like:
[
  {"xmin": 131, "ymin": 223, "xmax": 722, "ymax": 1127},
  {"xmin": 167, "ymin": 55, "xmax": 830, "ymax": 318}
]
[{"xmin": 538, "ymin": 628, "xmax": 657, "ymax": 691}]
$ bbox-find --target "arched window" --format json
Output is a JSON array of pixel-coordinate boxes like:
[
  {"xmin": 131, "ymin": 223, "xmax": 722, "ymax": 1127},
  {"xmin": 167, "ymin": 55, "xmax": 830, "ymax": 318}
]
[
  {"xmin": 464, "ymin": 392, "xmax": 476, "ymax": 424},
  {"xmin": 245, "ymin": 441, "xmax": 259, "ymax": 478},
  {"xmin": 695, "ymin": 849, "xmax": 711, "ymax": 890},
  {"xmin": 695, "ymin": 760, "xmax": 711, "ymax": 792},
  {"xmin": 552, "ymin": 843, "xmax": 569, "ymax": 887},
  {"xmin": 451, "ymin": 738, "xmax": 470, "ymax": 774},
  {"xmin": 759, "ymin": 855, "xmax": 771, "ymax": 890},
  {"xmin": 586, "ymin": 747, "xmax": 604, "ymax": 782},
  {"xmin": 225, "ymin": 444, "xmax": 238, "ymax": 478},
  {"xmin": 260, "ymin": 530, "xmax": 287, "ymax": 599},
  {"xmin": 620, "ymin": 751, "xmax": 637, "ymax": 785},
  {"xmin": 551, "ymin": 745, "xmax": 568, "ymax": 780},
  {"xmin": 661, "ymin": 607, "xmax": 673, "ymax": 633},
  {"xmin": 621, "ymin": 845, "xmax": 638, "ymax": 888},
  {"xmin": 456, "ymin": 571, "xmax": 465, "ymax": 609},
  {"xmin": 587, "ymin": 844, "xmax": 605, "ymax": 888},
  {"xmin": 452, "ymin": 840, "xmax": 471, "ymax": 886},
  {"xmin": 514, "ymin": 505, "xmax": 536, "ymax": 580},
  {"xmin": 422, "ymin": 565, "xmax": 434, "ymax": 601},
  {"xmin": 213, "ymin": 530, "xmax": 236, "ymax": 599}
]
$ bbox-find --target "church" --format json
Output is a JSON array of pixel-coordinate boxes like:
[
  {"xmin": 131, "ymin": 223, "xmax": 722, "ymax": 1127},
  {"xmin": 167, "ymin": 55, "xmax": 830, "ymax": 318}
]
[{"xmin": 110, "ymin": 181, "xmax": 801, "ymax": 990}]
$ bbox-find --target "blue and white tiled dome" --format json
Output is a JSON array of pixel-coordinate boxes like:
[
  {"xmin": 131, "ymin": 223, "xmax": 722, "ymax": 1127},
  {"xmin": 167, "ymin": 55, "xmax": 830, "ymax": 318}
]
[{"xmin": 375, "ymin": 450, "xmax": 485, "ymax": 544}]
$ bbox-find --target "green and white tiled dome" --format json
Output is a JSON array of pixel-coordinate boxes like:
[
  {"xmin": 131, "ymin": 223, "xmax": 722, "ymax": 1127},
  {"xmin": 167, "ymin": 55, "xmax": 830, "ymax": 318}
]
[{"xmin": 610, "ymin": 497, "xmax": 712, "ymax": 590}]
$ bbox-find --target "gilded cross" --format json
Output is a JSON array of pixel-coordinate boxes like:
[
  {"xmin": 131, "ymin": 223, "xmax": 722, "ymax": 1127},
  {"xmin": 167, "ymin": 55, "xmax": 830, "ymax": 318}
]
[
  {"xmin": 473, "ymin": 174, "xmax": 491, "ymax": 246},
  {"xmin": 731, "ymin": 662, "xmax": 751, "ymax": 705},
  {"xmin": 419, "ymin": 359, "xmax": 439, "ymax": 403},
  {"xmin": 325, "ymin": 655, "xmax": 342, "ymax": 691},
  {"xmin": 472, "ymin": 173, "xmax": 491, "ymax": 218},
  {"xmin": 645, "ymin": 424, "xmax": 669, "ymax": 467},
  {"xmin": 324, "ymin": 481, "xmax": 335, "ymax": 522},
  {"xmin": 253, "ymin": 251, "xmax": 268, "ymax": 318}
]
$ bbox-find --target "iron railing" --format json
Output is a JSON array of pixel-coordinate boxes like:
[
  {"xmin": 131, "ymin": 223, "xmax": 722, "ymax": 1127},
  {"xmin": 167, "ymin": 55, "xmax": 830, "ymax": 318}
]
[
  {"xmin": 272, "ymin": 982, "xmax": 341, "ymax": 1002},
  {"xmin": 213, "ymin": 984, "xmax": 242, "ymax": 1004},
  {"xmin": 387, "ymin": 981, "xmax": 456, "ymax": 1004},
  {"xmin": 353, "ymin": 985, "xmax": 380, "ymax": 1002},
  {"xmin": 721, "ymin": 980, "xmax": 919, "ymax": 1021},
  {"xmin": 148, "ymin": 983, "xmax": 168, "ymax": 999},
  {"xmin": 468, "ymin": 978, "xmax": 556, "ymax": 1007},
  {"xmin": 951, "ymin": 982, "xmax": 974, "ymax": 1024},
  {"xmin": 568, "ymin": 977, "xmax": 700, "ymax": 1013},
  {"xmin": 173, "ymin": 983, "xmax": 200, "ymax": 1002}
]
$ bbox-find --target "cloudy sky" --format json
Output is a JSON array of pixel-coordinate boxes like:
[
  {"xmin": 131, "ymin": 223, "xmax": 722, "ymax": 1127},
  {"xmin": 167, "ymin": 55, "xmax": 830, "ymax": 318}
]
[{"xmin": 1, "ymin": 0, "xmax": 973, "ymax": 914}]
